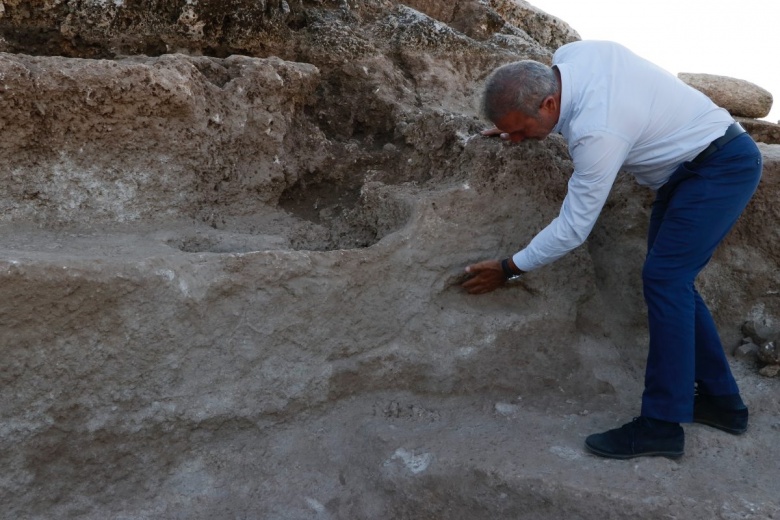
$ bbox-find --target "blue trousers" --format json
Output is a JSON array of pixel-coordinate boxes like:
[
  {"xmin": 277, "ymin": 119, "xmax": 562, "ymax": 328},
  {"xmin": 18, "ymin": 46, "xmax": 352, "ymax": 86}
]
[{"xmin": 640, "ymin": 132, "xmax": 762, "ymax": 423}]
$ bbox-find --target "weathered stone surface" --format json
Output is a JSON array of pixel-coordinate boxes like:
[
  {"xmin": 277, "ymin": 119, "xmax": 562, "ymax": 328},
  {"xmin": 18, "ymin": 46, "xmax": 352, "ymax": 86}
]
[
  {"xmin": 759, "ymin": 364, "xmax": 780, "ymax": 377},
  {"xmin": 0, "ymin": 53, "xmax": 327, "ymax": 225},
  {"xmin": 758, "ymin": 342, "xmax": 780, "ymax": 365},
  {"xmin": 0, "ymin": 1, "xmax": 779, "ymax": 518},
  {"xmin": 734, "ymin": 340, "xmax": 759, "ymax": 361},
  {"xmin": 0, "ymin": 0, "xmax": 574, "ymax": 59},
  {"xmin": 742, "ymin": 318, "xmax": 778, "ymax": 345},
  {"xmin": 489, "ymin": 0, "xmax": 580, "ymax": 50},
  {"xmin": 400, "ymin": 0, "xmax": 580, "ymax": 48},
  {"xmin": 679, "ymin": 72, "xmax": 773, "ymax": 119},
  {"xmin": 737, "ymin": 116, "xmax": 780, "ymax": 145}
]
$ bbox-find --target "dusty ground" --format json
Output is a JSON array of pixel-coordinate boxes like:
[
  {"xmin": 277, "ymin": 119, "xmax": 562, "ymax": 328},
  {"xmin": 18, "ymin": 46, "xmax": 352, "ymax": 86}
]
[{"xmin": 1, "ymin": 1, "xmax": 779, "ymax": 518}]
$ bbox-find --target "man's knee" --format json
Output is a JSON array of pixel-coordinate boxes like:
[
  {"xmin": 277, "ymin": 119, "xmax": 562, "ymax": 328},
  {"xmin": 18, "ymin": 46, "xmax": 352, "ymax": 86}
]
[{"xmin": 642, "ymin": 258, "xmax": 693, "ymax": 288}]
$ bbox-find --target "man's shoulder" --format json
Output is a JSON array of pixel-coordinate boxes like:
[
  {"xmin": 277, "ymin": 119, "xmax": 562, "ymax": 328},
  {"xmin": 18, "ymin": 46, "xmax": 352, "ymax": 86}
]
[{"xmin": 554, "ymin": 40, "xmax": 628, "ymax": 62}]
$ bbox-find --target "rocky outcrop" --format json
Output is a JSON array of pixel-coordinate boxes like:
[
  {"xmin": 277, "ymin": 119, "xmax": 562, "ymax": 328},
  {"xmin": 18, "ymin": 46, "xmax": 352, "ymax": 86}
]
[
  {"xmin": 1, "ymin": 2, "xmax": 779, "ymax": 519},
  {"xmin": 679, "ymin": 72, "xmax": 773, "ymax": 119},
  {"xmin": 737, "ymin": 116, "xmax": 780, "ymax": 145},
  {"xmin": 0, "ymin": 0, "xmax": 576, "ymax": 59},
  {"xmin": 676, "ymin": 73, "xmax": 779, "ymax": 144},
  {"xmin": 740, "ymin": 319, "xmax": 780, "ymax": 377},
  {"xmin": 0, "ymin": 53, "xmax": 325, "ymax": 225}
]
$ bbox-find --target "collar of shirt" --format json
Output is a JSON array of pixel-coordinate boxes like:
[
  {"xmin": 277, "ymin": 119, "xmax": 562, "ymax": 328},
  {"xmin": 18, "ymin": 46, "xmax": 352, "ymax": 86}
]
[{"xmin": 552, "ymin": 63, "xmax": 572, "ymax": 136}]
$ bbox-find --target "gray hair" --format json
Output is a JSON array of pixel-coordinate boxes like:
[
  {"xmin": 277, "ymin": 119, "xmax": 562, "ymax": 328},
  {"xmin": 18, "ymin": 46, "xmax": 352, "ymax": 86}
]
[{"xmin": 480, "ymin": 60, "xmax": 559, "ymax": 122}]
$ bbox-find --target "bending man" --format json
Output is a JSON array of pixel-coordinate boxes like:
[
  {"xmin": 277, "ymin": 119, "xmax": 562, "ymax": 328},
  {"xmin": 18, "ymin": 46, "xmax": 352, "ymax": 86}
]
[{"xmin": 462, "ymin": 40, "xmax": 762, "ymax": 459}]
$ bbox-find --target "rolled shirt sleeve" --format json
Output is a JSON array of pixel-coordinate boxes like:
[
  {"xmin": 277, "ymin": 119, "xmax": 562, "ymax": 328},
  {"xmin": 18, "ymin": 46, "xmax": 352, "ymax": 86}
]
[{"xmin": 513, "ymin": 131, "xmax": 632, "ymax": 271}]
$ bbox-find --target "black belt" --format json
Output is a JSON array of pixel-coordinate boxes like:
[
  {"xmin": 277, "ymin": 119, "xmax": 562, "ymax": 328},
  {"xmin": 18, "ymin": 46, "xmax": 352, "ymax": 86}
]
[{"xmin": 692, "ymin": 122, "xmax": 746, "ymax": 164}]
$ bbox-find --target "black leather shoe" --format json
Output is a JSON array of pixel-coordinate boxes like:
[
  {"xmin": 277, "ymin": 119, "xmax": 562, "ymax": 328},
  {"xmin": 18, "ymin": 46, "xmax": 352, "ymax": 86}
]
[
  {"xmin": 585, "ymin": 417, "xmax": 684, "ymax": 459},
  {"xmin": 693, "ymin": 393, "xmax": 748, "ymax": 435}
]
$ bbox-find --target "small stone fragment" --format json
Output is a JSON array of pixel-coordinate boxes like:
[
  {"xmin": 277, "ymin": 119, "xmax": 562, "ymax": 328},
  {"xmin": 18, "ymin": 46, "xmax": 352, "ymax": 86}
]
[
  {"xmin": 742, "ymin": 320, "xmax": 777, "ymax": 346},
  {"xmin": 733, "ymin": 341, "xmax": 759, "ymax": 361},
  {"xmin": 494, "ymin": 402, "xmax": 520, "ymax": 416},
  {"xmin": 758, "ymin": 364, "xmax": 780, "ymax": 378},
  {"xmin": 757, "ymin": 341, "xmax": 780, "ymax": 365}
]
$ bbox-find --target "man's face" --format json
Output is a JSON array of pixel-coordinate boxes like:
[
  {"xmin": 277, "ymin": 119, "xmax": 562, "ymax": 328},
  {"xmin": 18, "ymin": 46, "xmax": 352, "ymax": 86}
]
[{"xmin": 493, "ymin": 106, "xmax": 557, "ymax": 143}]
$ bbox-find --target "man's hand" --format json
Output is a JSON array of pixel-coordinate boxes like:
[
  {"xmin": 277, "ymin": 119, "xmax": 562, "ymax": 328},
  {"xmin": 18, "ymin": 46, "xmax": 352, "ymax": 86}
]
[
  {"xmin": 480, "ymin": 127, "xmax": 510, "ymax": 140},
  {"xmin": 461, "ymin": 260, "xmax": 506, "ymax": 294}
]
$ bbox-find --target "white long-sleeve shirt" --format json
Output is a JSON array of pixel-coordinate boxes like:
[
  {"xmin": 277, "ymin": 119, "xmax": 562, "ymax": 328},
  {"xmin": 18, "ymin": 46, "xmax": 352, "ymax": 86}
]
[{"xmin": 512, "ymin": 40, "xmax": 733, "ymax": 272}]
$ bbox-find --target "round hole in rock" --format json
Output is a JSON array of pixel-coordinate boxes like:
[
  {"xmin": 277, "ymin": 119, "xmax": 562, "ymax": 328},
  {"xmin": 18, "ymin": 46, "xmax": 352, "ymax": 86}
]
[
  {"xmin": 278, "ymin": 178, "xmax": 413, "ymax": 252},
  {"xmin": 164, "ymin": 179, "xmax": 412, "ymax": 254}
]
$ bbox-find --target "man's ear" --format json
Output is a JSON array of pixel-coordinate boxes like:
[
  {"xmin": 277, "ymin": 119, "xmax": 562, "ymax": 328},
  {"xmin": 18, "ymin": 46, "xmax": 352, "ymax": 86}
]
[{"xmin": 540, "ymin": 95, "xmax": 557, "ymax": 113}]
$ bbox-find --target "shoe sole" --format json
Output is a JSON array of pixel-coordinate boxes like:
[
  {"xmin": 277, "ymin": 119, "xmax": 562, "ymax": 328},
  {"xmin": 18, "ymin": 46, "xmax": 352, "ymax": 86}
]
[
  {"xmin": 585, "ymin": 442, "xmax": 684, "ymax": 460},
  {"xmin": 692, "ymin": 417, "xmax": 747, "ymax": 435}
]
